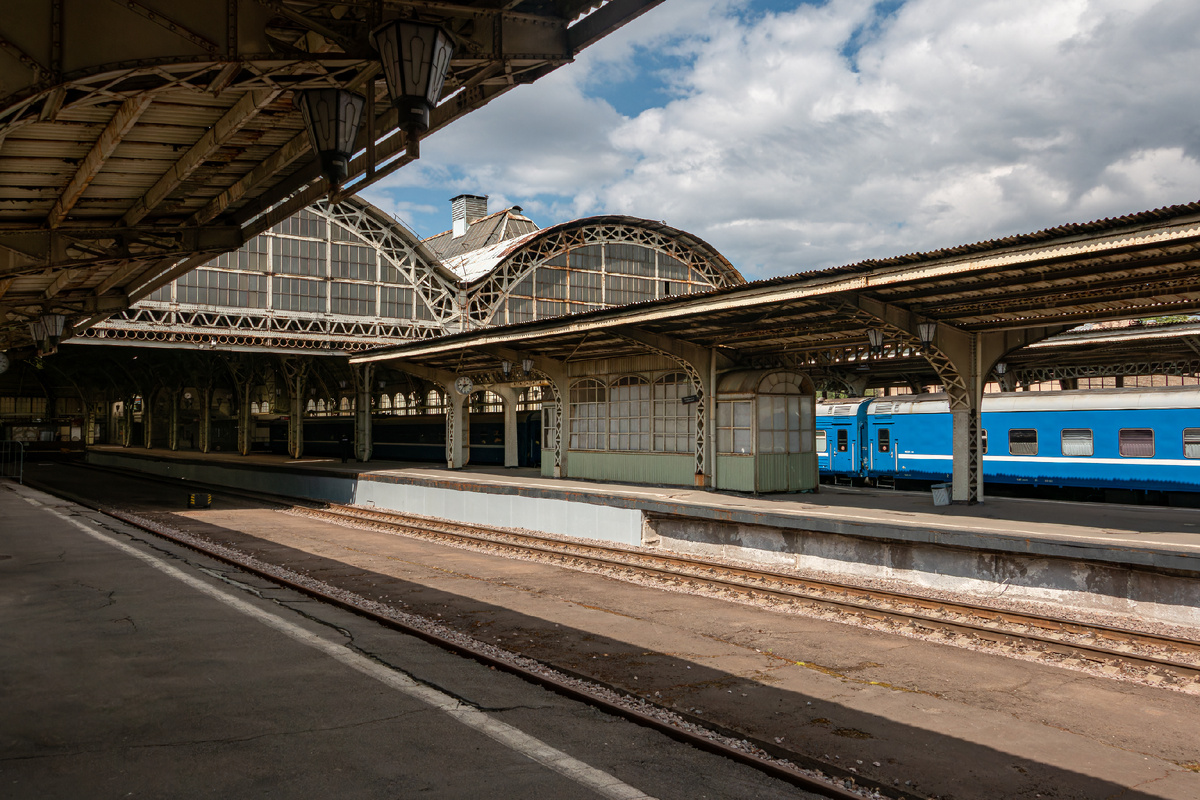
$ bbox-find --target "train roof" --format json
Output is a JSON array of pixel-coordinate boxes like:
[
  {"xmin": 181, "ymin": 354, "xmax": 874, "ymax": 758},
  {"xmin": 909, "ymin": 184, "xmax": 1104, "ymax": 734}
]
[{"xmin": 827, "ymin": 386, "xmax": 1200, "ymax": 415}]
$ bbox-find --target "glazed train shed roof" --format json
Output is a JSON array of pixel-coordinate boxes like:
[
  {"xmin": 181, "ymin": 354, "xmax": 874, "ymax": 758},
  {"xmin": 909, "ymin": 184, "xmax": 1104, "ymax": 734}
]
[{"xmin": 351, "ymin": 201, "xmax": 1200, "ymax": 376}]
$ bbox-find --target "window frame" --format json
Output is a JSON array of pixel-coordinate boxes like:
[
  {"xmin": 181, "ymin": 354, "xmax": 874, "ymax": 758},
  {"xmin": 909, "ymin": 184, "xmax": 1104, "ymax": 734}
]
[
  {"xmin": 1060, "ymin": 428, "xmax": 1094, "ymax": 457},
  {"xmin": 1118, "ymin": 428, "xmax": 1155, "ymax": 458},
  {"xmin": 1008, "ymin": 428, "xmax": 1038, "ymax": 456},
  {"xmin": 1185, "ymin": 428, "xmax": 1200, "ymax": 459}
]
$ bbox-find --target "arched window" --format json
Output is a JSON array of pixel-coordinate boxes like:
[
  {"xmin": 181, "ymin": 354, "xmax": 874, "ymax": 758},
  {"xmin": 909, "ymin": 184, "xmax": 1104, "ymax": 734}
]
[
  {"xmin": 569, "ymin": 379, "xmax": 606, "ymax": 450},
  {"xmin": 609, "ymin": 376, "xmax": 650, "ymax": 451},
  {"xmin": 339, "ymin": 397, "xmax": 351, "ymax": 413},
  {"xmin": 756, "ymin": 373, "xmax": 813, "ymax": 454},
  {"xmin": 516, "ymin": 384, "xmax": 545, "ymax": 412},
  {"xmin": 379, "ymin": 393, "xmax": 392, "ymax": 410},
  {"xmin": 653, "ymin": 373, "xmax": 696, "ymax": 453},
  {"xmin": 316, "ymin": 399, "xmax": 327, "ymax": 413},
  {"xmin": 470, "ymin": 393, "xmax": 504, "ymax": 417},
  {"xmin": 306, "ymin": 399, "xmax": 317, "ymax": 413},
  {"xmin": 426, "ymin": 389, "xmax": 446, "ymax": 413}
]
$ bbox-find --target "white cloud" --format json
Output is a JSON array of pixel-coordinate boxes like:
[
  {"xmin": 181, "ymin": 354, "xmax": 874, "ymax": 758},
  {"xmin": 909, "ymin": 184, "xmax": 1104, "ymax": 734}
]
[{"xmin": 365, "ymin": 0, "xmax": 1200, "ymax": 278}]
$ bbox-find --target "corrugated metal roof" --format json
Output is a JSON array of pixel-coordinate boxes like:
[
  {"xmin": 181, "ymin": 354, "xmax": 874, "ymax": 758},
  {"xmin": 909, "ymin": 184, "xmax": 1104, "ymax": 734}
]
[{"xmin": 424, "ymin": 208, "xmax": 540, "ymax": 265}]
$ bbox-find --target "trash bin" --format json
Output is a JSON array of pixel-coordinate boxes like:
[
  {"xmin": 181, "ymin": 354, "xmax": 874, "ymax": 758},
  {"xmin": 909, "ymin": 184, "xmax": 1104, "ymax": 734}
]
[{"xmin": 930, "ymin": 483, "xmax": 951, "ymax": 506}]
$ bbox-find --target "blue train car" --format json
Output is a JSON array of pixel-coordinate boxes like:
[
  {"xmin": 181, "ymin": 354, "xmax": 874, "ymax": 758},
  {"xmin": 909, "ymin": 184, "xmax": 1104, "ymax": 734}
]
[
  {"xmin": 836, "ymin": 387, "xmax": 1200, "ymax": 494},
  {"xmin": 815, "ymin": 398, "xmax": 871, "ymax": 479}
]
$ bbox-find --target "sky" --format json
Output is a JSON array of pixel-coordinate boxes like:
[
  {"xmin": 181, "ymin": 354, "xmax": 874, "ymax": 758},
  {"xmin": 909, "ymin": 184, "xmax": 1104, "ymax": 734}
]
[{"xmin": 360, "ymin": 0, "xmax": 1200, "ymax": 280}]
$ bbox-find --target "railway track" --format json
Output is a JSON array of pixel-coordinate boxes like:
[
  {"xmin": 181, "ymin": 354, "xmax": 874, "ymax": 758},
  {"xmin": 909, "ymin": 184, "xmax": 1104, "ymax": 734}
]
[{"xmin": 294, "ymin": 501, "xmax": 1200, "ymax": 684}]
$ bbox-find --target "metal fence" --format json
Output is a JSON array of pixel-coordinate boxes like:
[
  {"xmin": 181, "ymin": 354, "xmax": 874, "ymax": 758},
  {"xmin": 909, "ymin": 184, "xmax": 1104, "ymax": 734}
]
[{"xmin": 0, "ymin": 440, "xmax": 25, "ymax": 484}]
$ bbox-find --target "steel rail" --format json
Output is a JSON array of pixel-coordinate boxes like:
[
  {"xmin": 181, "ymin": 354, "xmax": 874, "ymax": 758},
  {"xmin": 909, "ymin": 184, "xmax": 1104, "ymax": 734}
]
[
  {"xmin": 20, "ymin": 473, "xmax": 887, "ymax": 800},
  {"xmin": 304, "ymin": 502, "xmax": 1200, "ymax": 681}
]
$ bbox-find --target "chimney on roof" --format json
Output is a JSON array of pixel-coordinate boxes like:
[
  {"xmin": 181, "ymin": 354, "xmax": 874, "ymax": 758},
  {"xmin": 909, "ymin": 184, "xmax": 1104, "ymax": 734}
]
[{"xmin": 451, "ymin": 194, "xmax": 487, "ymax": 238}]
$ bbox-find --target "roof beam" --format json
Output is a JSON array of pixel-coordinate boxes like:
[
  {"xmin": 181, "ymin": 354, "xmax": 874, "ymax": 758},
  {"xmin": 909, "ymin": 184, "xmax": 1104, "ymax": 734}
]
[
  {"xmin": 567, "ymin": 0, "xmax": 665, "ymax": 51},
  {"xmin": 48, "ymin": 95, "xmax": 153, "ymax": 229},
  {"xmin": 43, "ymin": 268, "xmax": 79, "ymax": 300},
  {"xmin": 92, "ymin": 259, "xmax": 142, "ymax": 298},
  {"xmin": 119, "ymin": 88, "xmax": 281, "ymax": 227},
  {"xmin": 127, "ymin": 252, "xmax": 215, "ymax": 304},
  {"xmin": 190, "ymin": 131, "xmax": 309, "ymax": 225}
]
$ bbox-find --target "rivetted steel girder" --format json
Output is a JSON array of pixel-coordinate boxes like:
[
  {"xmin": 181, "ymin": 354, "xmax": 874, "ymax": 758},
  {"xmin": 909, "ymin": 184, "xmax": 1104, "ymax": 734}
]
[{"xmin": 0, "ymin": 226, "xmax": 242, "ymax": 276}]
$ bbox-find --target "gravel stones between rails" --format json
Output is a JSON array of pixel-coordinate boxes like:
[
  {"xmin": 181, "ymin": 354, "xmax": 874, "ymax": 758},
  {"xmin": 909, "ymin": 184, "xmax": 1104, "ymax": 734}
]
[{"xmin": 286, "ymin": 504, "xmax": 1200, "ymax": 695}]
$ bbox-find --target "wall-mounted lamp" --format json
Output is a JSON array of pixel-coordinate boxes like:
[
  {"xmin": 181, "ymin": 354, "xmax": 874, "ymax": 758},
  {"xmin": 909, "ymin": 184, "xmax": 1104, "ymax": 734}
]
[
  {"xmin": 298, "ymin": 88, "xmax": 366, "ymax": 189},
  {"xmin": 994, "ymin": 361, "xmax": 1008, "ymax": 376},
  {"xmin": 501, "ymin": 360, "xmax": 513, "ymax": 377},
  {"xmin": 917, "ymin": 321, "xmax": 937, "ymax": 347},
  {"xmin": 371, "ymin": 20, "xmax": 455, "ymax": 136},
  {"xmin": 866, "ymin": 328, "xmax": 885, "ymax": 356}
]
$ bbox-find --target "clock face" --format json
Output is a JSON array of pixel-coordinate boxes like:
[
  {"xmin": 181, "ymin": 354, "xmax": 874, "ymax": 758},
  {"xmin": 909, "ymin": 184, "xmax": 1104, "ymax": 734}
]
[
  {"xmin": 0, "ymin": 352, "xmax": 8, "ymax": 374},
  {"xmin": 454, "ymin": 376, "xmax": 474, "ymax": 395}
]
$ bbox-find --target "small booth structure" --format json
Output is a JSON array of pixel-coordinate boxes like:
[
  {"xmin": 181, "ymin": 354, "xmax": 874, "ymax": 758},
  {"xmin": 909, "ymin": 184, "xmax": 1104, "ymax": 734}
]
[
  {"xmin": 713, "ymin": 370, "xmax": 818, "ymax": 493},
  {"xmin": 540, "ymin": 364, "xmax": 818, "ymax": 494}
]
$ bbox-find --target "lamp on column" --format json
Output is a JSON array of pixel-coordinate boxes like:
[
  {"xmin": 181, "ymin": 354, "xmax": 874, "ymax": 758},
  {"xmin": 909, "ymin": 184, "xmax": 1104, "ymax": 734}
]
[
  {"xmin": 866, "ymin": 328, "xmax": 885, "ymax": 357},
  {"xmin": 917, "ymin": 321, "xmax": 937, "ymax": 348},
  {"xmin": 371, "ymin": 20, "xmax": 454, "ymax": 137},
  {"xmin": 297, "ymin": 88, "xmax": 366, "ymax": 188}
]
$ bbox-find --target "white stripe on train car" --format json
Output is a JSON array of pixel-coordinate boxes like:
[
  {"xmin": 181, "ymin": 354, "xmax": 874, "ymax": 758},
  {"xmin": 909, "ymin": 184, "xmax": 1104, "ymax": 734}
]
[{"xmin": 897, "ymin": 453, "xmax": 1199, "ymax": 467}]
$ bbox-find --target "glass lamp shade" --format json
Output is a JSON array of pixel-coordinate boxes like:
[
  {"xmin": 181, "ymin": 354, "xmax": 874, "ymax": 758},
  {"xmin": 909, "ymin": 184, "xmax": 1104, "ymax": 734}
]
[
  {"xmin": 298, "ymin": 88, "xmax": 366, "ymax": 185},
  {"xmin": 866, "ymin": 328, "xmax": 885, "ymax": 349},
  {"xmin": 371, "ymin": 20, "xmax": 454, "ymax": 132},
  {"xmin": 917, "ymin": 321, "xmax": 937, "ymax": 345}
]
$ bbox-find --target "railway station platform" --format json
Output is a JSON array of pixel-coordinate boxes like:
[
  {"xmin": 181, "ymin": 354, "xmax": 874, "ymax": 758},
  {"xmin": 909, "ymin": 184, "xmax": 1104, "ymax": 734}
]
[
  {"xmin": 0, "ymin": 479, "xmax": 812, "ymax": 800},
  {"xmin": 74, "ymin": 445, "xmax": 1200, "ymax": 630}
]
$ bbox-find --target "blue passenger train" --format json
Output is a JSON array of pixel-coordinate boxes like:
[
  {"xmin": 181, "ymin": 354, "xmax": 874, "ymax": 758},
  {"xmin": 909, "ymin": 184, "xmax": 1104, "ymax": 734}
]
[{"xmin": 816, "ymin": 387, "xmax": 1200, "ymax": 498}]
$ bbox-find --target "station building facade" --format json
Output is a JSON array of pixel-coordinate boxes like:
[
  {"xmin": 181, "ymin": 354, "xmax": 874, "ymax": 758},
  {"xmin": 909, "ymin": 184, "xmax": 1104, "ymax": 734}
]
[{"xmin": 4, "ymin": 195, "xmax": 830, "ymax": 494}]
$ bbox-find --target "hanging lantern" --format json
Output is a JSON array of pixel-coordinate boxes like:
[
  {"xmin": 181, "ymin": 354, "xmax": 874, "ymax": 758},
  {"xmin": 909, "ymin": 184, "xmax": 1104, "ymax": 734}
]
[
  {"xmin": 371, "ymin": 20, "xmax": 454, "ymax": 133},
  {"xmin": 297, "ymin": 88, "xmax": 366, "ymax": 186},
  {"xmin": 866, "ymin": 328, "xmax": 885, "ymax": 356}
]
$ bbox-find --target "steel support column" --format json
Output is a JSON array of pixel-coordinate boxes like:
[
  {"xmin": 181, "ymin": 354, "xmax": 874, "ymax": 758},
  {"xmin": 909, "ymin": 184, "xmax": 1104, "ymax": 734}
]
[
  {"xmin": 142, "ymin": 393, "xmax": 153, "ymax": 449},
  {"xmin": 353, "ymin": 363, "xmax": 374, "ymax": 463},
  {"xmin": 492, "ymin": 386, "xmax": 520, "ymax": 468},
  {"xmin": 282, "ymin": 358, "xmax": 309, "ymax": 460},
  {"xmin": 447, "ymin": 388, "xmax": 468, "ymax": 469},
  {"xmin": 168, "ymin": 389, "xmax": 179, "ymax": 451},
  {"xmin": 197, "ymin": 384, "xmax": 213, "ymax": 454}
]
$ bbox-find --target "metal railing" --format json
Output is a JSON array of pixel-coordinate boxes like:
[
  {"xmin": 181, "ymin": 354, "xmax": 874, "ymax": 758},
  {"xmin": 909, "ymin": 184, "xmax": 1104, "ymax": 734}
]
[{"xmin": 0, "ymin": 440, "xmax": 25, "ymax": 484}]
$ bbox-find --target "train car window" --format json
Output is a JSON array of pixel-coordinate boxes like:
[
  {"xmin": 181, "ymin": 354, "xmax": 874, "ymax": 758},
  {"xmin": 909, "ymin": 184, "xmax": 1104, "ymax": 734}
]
[
  {"xmin": 1008, "ymin": 429, "xmax": 1038, "ymax": 456},
  {"xmin": 1185, "ymin": 429, "xmax": 1200, "ymax": 459},
  {"xmin": 981, "ymin": 429, "xmax": 988, "ymax": 454},
  {"xmin": 837, "ymin": 429, "xmax": 848, "ymax": 452},
  {"xmin": 1061, "ymin": 428, "xmax": 1093, "ymax": 457},
  {"xmin": 816, "ymin": 430, "xmax": 827, "ymax": 454},
  {"xmin": 878, "ymin": 429, "xmax": 890, "ymax": 453},
  {"xmin": 1119, "ymin": 428, "xmax": 1154, "ymax": 458}
]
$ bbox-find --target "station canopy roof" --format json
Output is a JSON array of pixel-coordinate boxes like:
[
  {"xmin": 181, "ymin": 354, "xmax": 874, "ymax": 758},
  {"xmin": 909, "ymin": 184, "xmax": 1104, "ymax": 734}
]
[
  {"xmin": 0, "ymin": 0, "xmax": 665, "ymax": 352},
  {"xmin": 352, "ymin": 201, "xmax": 1200, "ymax": 386}
]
